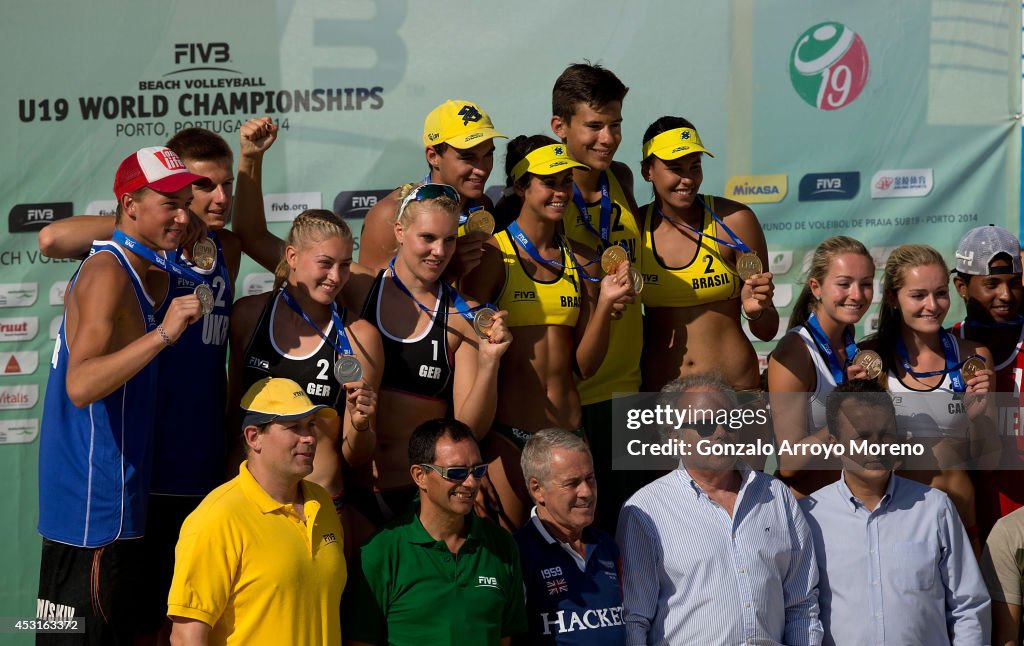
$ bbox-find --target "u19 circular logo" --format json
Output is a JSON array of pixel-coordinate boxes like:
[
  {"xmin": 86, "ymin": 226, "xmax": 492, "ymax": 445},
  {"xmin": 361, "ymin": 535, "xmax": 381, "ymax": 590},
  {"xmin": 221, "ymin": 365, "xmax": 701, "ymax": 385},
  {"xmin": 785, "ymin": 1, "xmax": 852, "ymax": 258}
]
[{"xmin": 790, "ymin": 22, "xmax": 869, "ymax": 111}]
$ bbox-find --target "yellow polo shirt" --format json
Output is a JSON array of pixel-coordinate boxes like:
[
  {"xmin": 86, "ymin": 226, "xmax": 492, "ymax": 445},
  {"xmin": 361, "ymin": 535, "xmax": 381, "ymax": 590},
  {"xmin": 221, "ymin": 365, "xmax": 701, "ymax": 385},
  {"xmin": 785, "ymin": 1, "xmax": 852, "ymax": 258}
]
[{"xmin": 168, "ymin": 462, "xmax": 346, "ymax": 645}]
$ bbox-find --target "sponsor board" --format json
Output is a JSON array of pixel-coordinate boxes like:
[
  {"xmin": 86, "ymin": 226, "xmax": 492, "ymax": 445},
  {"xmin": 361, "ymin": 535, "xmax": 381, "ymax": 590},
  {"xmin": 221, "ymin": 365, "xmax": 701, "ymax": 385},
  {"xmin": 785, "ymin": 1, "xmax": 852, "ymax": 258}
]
[
  {"xmin": 0, "ymin": 351, "xmax": 39, "ymax": 376},
  {"xmin": 8, "ymin": 202, "xmax": 73, "ymax": 233},
  {"xmin": 871, "ymin": 169, "xmax": 933, "ymax": 198},
  {"xmin": 0, "ymin": 283, "xmax": 38, "ymax": 308},
  {"xmin": 49, "ymin": 316, "xmax": 62, "ymax": 340},
  {"xmin": 798, "ymin": 172, "xmax": 860, "ymax": 201},
  {"xmin": 725, "ymin": 175, "xmax": 787, "ymax": 203},
  {"xmin": 790, "ymin": 22, "xmax": 869, "ymax": 111},
  {"xmin": 332, "ymin": 189, "xmax": 394, "ymax": 220},
  {"xmin": 0, "ymin": 317, "xmax": 38, "ymax": 342},
  {"xmin": 0, "ymin": 384, "xmax": 39, "ymax": 410},
  {"xmin": 0, "ymin": 418, "xmax": 39, "ymax": 445},
  {"xmin": 243, "ymin": 273, "xmax": 275, "ymax": 296},
  {"xmin": 774, "ymin": 283, "xmax": 794, "ymax": 308},
  {"xmin": 49, "ymin": 281, "xmax": 69, "ymax": 306},
  {"xmin": 768, "ymin": 250, "xmax": 794, "ymax": 275},
  {"xmin": 85, "ymin": 200, "xmax": 118, "ymax": 216},
  {"xmin": 265, "ymin": 192, "xmax": 322, "ymax": 223}
]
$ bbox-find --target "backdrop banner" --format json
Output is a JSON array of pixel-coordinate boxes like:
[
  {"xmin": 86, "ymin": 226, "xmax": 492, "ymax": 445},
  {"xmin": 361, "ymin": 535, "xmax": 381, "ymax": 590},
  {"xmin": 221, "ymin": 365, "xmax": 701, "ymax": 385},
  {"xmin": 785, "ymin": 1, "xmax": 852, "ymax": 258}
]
[{"xmin": 2, "ymin": 0, "xmax": 1019, "ymax": 625}]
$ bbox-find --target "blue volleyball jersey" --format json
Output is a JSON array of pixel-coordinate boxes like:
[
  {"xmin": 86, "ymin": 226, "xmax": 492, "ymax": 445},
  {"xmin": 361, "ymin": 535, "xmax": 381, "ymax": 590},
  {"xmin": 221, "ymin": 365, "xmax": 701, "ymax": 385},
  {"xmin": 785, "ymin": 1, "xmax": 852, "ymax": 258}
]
[
  {"xmin": 514, "ymin": 514, "xmax": 626, "ymax": 645},
  {"xmin": 38, "ymin": 242, "xmax": 159, "ymax": 547},
  {"xmin": 150, "ymin": 232, "xmax": 232, "ymax": 496}
]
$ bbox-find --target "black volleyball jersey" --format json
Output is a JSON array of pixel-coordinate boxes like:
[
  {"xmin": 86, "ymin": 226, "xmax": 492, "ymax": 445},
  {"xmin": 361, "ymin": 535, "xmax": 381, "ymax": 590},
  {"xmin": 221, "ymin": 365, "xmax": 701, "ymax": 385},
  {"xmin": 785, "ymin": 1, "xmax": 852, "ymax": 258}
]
[
  {"xmin": 361, "ymin": 269, "xmax": 454, "ymax": 401},
  {"xmin": 242, "ymin": 288, "xmax": 346, "ymax": 407}
]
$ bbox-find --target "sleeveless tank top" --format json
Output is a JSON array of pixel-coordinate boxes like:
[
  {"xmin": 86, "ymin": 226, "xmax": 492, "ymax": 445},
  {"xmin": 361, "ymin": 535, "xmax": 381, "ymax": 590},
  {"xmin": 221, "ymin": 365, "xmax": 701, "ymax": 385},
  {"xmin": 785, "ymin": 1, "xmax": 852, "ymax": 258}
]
[
  {"xmin": 887, "ymin": 336, "xmax": 970, "ymax": 440},
  {"xmin": 793, "ymin": 325, "xmax": 834, "ymax": 433},
  {"xmin": 38, "ymin": 241, "xmax": 159, "ymax": 547},
  {"xmin": 361, "ymin": 269, "xmax": 454, "ymax": 401},
  {"xmin": 494, "ymin": 229, "xmax": 581, "ymax": 328},
  {"xmin": 151, "ymin": 231, "xmax": 232, "ymax": 496},
  {"xmin": 562, "ymin": 171, "xmax": 642, "ymax": 403},
  {"xmin": 242, "ymin": 288, "xmax": 346, "ymax": 408},
  {"xmin": 639, "ymin": 197, "xmax": 742, "ymax": 308}
]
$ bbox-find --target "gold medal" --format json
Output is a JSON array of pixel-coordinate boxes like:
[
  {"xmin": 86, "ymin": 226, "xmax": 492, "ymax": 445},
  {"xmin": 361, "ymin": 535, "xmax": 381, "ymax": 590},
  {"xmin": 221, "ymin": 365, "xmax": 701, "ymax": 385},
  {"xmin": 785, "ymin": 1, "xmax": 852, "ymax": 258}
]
[
  {"xmin": 600, "ymin": 245, "xmax": 627, "ymax": 274},
  {"xmin": 464, "ymin": 210, "xmax": 495, "ymax": 235},
  {"xmin": 334, "ymin": 355, "xmax": 363, "ymax": 384},
  {"xmin": 629, "ymin": 266, "xmax": 644, "ymax": 294},
  {"xmin": 961, "ymin": 356, "xmax": 986, "ymax": 380},
  {"xmin": 736, "ymin": 252, "xmax": 763, "ymax": 281},
  {"xmin": 192, "ymin": 238, "xmax": 216, "ymax": 271},
  {"xmin": 473, "ymin": 307, "xmax": 497, "ymax": 338},
  {"xmin": 852, "ymin": 350, "xmax": 883, "ymax": 380},
  {"xmin": 194, "ymin": 283, "xmax": 214, "ymax": 316}
]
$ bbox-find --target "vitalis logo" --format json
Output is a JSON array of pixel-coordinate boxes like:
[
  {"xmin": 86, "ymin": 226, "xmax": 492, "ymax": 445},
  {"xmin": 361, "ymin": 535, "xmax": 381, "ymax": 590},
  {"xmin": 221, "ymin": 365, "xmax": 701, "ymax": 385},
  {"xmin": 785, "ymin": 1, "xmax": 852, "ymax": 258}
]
[
  {"xmin": 8, "ymin": 203, "xmax": 73, "ymax": 234},
  {"xmin": 0, "ymin": 384, "xmax": 39, "ymax": 410},
  {"xmin": 790, "ymin": 22, "xmax": 869, "ymax": 111},
  {"xmin": 798, "ymin": 172, "xmax": 859, "ymax": 201}
]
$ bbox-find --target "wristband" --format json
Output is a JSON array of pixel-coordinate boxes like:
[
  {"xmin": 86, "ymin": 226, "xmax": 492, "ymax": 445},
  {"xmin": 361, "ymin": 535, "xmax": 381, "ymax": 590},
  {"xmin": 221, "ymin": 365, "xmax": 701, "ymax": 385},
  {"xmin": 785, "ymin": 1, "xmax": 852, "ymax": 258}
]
[
  {"xmin": 156, "ymin": 325, "xmax": 174, "ymax": 346},
  {"xmin": 741, "ymin": 308, "xmax": 764, "ymax": 322}
]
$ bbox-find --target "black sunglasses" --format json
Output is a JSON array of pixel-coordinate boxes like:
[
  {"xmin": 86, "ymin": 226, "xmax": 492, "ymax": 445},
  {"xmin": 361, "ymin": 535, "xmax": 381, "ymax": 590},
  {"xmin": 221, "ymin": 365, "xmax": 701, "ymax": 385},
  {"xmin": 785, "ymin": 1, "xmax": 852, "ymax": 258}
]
[
  {"xmin": 419, "ymin": 463, "xmax": 489, "ymax": 482},
  {"xmin": 686, "ymin": 420, "xmax": 736, "ymax": 438}
]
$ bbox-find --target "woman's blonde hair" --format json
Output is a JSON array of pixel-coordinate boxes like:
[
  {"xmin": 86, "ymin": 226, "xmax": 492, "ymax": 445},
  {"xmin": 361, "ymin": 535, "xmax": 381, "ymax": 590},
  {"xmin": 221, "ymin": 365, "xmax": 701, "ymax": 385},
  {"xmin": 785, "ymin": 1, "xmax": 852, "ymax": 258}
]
[
  {"xmin": 272, "ymin": 209, "xmax": 352, "ymax": 291},
  {"xmin": 790, "ymin": 236, "xmax": 874, "ymax": 329}
]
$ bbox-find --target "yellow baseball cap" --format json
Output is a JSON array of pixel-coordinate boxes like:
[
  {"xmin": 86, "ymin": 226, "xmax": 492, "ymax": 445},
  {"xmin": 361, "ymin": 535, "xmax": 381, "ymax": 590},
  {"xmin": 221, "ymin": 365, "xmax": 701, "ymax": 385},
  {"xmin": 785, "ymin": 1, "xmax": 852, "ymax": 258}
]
[
  {"xmin": 240, "ymin": 377, "xmax": 336, "ymax": 427},
  {"xmin": 642, "ymin": 127, "xmax": 714, "ymax": 161},
  {"xmin": 511, "ymin": 144, "xmax": 590, "ymax": 182},
  {"xmin": 423, "ymin": 100, "xmax": 506, "ymax": 149}
]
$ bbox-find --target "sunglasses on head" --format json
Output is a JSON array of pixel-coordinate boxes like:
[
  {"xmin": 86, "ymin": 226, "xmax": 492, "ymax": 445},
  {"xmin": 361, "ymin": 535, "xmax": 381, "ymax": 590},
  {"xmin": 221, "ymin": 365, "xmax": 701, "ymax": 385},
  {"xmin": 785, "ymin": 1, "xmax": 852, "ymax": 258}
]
[
  {"xmin": 397, "ymin": 183, "xmax": 460, "ymax": 221},
  {"xmin": 419, "ymin": 463, "xmax": 489, "ymax": 482}
]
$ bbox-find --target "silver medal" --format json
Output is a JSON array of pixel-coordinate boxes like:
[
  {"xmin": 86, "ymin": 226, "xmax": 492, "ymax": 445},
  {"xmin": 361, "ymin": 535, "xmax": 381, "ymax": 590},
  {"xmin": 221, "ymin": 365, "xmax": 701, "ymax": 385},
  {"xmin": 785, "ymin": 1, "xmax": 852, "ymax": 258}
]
[
  {"xmin": 194, "ymin": 283, "xmax": 214, "ymax": 316},
  {"xmin": 473, "ymin": 307, "xmax": 497, "ymax": 338},
  {"xmin": 334, "ymin": 354, "xmax": 363, "ymax": 384}
]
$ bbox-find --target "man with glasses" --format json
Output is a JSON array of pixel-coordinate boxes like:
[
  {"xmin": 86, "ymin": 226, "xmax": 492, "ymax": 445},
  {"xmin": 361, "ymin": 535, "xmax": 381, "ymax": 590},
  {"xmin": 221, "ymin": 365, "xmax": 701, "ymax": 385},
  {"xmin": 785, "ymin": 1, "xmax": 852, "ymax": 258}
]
[
  {"xmin": 346, "ymin": 418, "xmax": 527, "ymax": 646},
  {"xmin": 616, "ymin": 373, "xmax": 823, "ymax": 645}
]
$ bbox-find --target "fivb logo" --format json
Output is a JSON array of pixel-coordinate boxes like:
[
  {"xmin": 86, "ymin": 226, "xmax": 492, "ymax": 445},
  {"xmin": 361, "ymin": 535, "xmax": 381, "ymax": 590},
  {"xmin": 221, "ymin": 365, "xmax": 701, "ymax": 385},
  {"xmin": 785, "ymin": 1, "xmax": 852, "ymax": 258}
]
[
  {"xmin": 174, "ymin": 42, "xmax": 230, "ymax": 65},
  {"xmin": 790, "ymin": 22, "xmax": 869, "ymax": 111},
  {"xmin": 458, "ymin": 105, "xmax": 483, "ymax": 126},
  {"xmin": 798, "ymin": 172, "xmax": 860, "ymax": 201}
]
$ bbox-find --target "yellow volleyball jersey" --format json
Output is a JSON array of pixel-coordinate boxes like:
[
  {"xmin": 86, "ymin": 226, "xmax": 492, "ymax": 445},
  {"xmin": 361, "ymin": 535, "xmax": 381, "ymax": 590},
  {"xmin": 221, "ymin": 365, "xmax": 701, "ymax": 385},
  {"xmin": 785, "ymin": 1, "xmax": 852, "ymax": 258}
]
[
  {"xmin": 494, "ymin": 229, "xmax": 582, "ymax": 328},
  {"xmin": 640, "ymin": 197, "xmax": 742, "ymax": 308},
  {"xmin": 562, "ymin": 171, "xmax": 642, "ymax": 403}
]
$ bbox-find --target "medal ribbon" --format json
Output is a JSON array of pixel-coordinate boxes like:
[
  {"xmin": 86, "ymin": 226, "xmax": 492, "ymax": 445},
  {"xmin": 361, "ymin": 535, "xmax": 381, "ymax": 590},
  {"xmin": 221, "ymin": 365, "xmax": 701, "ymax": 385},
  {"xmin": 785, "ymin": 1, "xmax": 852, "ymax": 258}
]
[
  {"xmin": 386, "ymin": 258, "xmax": 494, "ymax": 321},
  {"xmin": 895, "ymin": 331, "xmax": 968, "ymax": 392},
  {"xmin": 112, "ymin": 230, "xmax": 208, "ymax": 286},
  {"xmin": 507, "ymin": 222, "xmax": 599, "ymax": 283},
  {"xmin": 279, "ymin": 288, "xmax": 353, "ymax": 357},
  {"xmin": 656, "ymin": 197, "xmax": 752, "ymax": 254},
  {"xmin": 571, "ymin": 171, "xmax": 612, "ymax": 245},
  {"xmin": 803, "ymin": 313, "xmax": 859, "ymax": 385}
]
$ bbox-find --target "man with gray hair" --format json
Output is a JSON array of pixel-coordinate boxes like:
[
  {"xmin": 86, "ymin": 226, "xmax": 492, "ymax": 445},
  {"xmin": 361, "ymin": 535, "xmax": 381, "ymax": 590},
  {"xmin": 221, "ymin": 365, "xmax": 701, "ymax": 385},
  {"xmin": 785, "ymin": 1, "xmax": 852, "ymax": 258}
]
[
  {"xmin": 617, "ymin": 373, "xmax": 823, "ymax": 645},
  {"xmin": 514, "ymin": 429, "xmax": 626, "ymax": 645}
]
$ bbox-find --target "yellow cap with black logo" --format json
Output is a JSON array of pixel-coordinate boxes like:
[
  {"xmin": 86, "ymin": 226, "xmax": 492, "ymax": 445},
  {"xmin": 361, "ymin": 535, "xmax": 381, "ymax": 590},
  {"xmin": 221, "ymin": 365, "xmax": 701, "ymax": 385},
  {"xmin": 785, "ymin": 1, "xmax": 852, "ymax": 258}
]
[
  {"xmin": 642, "ymin": 127, "xmax": 714, "ymax": 161},
  {"xmin": 511, "ymin": 144, "xmax": 590, "ymax": 182},
  {"xmin": 423, "ymin": 100, "xmax": 506, "ymax": 149}
]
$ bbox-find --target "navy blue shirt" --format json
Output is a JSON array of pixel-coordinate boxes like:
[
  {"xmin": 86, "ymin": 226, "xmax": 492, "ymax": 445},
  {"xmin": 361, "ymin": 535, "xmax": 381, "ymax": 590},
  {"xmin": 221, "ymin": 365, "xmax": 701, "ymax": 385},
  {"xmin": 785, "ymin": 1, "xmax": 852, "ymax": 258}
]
[{"xmin": 514, "ymin": 511, "xmax": 625, "ymax": 645}]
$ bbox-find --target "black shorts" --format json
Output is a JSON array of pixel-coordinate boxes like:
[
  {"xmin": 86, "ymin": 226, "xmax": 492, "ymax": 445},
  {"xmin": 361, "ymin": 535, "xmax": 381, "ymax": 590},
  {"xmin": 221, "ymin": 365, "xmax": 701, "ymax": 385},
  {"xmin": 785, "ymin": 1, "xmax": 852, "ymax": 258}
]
[
  {"xmin": 37, "ymin": 538, "xmax": 147, "ymax": 645},
  {"xmin": 137, "ymin": 495, "xmax": 203, "ymax": 634}
]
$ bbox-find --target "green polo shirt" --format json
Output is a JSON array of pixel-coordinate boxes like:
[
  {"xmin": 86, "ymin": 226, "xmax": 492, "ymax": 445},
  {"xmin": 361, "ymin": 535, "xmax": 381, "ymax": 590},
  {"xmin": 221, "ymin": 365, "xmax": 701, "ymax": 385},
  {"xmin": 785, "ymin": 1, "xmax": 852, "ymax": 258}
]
[{"xmin": 346, "ymin": 506, "xmax": 526, "ymax": 645}]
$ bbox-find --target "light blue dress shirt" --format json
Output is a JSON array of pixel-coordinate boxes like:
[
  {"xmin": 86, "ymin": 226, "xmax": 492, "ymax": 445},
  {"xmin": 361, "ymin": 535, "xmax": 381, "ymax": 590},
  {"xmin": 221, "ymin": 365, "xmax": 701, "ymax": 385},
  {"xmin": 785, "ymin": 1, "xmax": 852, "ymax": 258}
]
[
  {"xmin": 617, "ymin": 463, "xmax": 823, "ymax": 646},
  {"xmin": 799, "ymin": 473, "xmax": 991, "ymax": 646}
]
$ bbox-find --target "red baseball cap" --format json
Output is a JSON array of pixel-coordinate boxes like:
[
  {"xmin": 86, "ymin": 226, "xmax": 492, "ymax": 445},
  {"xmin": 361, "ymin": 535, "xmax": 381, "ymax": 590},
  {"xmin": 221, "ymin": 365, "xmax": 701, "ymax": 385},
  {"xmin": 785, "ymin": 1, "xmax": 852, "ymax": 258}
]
[{"xmin": 113, "ymin": 146, "xmax": 207, "ymax": 199}]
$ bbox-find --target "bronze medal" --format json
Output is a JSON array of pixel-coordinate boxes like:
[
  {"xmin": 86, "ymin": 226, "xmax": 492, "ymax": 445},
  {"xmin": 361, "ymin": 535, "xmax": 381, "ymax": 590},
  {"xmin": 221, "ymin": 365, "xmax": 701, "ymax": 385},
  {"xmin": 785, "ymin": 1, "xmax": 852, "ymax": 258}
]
[
  {"xmin": 736, "ymin": 252, "xmax": 763, "ymax": 281},
  {"xmin": 194, "ymin": 283, "xmax": 214, "ymax": 316},
  {"xmin": 473, "ymin": 307, "xmax": 497, "ymax": 338},
  {"xmin": 334, "ymin": 355, "xmax": 363, "ymax": 384},
  {"xmin": 465, "ymin": 210, "xmax": 495, "ymax": 235},
  {"xmin": 960, "ymin": 356, "xmax": 986, "ymax": 380},
  {"xmin": 600, "ymin": 245, "xmax": 627, "ymax": 274},
  {"xmin": 852, "ymin": 350, "xmax": 883, "ymax": 380},
  {"xmin": 192, "ymin": 238, "xmax": 216, "ymax": 271}
]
